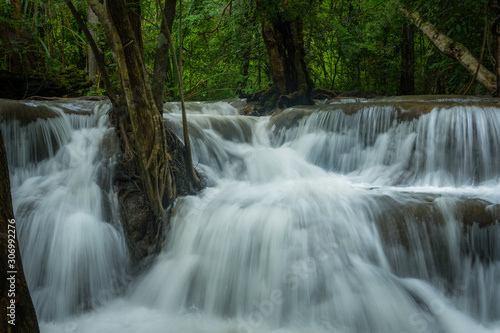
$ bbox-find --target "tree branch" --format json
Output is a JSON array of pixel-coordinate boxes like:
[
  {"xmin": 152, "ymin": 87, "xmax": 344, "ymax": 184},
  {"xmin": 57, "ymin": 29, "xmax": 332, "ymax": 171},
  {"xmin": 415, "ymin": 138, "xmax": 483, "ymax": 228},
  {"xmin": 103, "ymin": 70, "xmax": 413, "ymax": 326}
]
[
  {"xmin": 64, "ymin": 0, "xmax": 117, "ymax": 104},
  {"xmin": 397, "ymin": 1, "xmax": 496, "ymax": 94},
  {"xmin": 155, "ymin": 0, "xmax": 204, "ymax": 192},
  {"xmin": 203, "ymin": 0, "xmax": 233, "ymax": 34}
]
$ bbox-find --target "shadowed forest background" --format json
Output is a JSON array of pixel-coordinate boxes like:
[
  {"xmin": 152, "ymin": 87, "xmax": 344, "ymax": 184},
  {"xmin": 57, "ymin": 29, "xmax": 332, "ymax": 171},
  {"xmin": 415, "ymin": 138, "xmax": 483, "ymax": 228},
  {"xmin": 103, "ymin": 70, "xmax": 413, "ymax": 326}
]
[{"xmin": 1, "ymin": 0, "xmax": 499, "ymax": 101}]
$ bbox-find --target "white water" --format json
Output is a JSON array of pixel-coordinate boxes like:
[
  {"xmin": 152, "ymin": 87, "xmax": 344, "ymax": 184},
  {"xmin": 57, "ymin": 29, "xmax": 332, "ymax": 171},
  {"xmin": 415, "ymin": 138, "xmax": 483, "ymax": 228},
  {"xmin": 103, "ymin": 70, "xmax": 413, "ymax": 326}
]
[
  {"xmin": 1, "ymin": 99, "xmax": 499, "ymax": 332},
  {"xmin": 1, "ymin": 101, "xmax": 128, "ymax": 321}
]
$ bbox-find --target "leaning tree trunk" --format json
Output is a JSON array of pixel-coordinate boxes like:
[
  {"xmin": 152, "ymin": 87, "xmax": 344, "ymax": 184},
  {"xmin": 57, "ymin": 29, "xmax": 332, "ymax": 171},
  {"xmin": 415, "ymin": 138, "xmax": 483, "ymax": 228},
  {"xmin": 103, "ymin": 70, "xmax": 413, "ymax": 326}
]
[
  {"xmin": 399, "ymin": 5, "xmax": 496, "ymax": 94},
  {"xmin": 0, "ymin": 130, "xmax": 40, "ymax": 333},
  {"xmin": 257, "ymin": 1, "xmax": 314, "ymax": 111}
]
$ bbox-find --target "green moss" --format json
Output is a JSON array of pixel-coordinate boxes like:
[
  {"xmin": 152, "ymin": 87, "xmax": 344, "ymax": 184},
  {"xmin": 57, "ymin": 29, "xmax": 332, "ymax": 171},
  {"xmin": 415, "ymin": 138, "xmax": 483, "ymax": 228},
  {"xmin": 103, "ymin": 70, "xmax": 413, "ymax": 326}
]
[{"xmin": 260, "ymin": 86, "xmax": 280, "ymax": 112}]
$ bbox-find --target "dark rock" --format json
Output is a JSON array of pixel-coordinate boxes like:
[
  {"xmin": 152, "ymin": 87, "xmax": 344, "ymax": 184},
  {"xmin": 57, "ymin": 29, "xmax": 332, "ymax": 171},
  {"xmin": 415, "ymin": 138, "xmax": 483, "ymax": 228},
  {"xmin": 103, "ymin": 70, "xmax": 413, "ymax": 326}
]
[
  {"xmin": 373, "ymin": 192, "xmax": 500, "ymax": 285},
  {"xmin": 227, "ymin": 99, "xmax": 248, "ymax": 114},
  {"xmin": 0, "ymin": 67, "xmax": 92, "ymax": 99},
  {"xmin": 207, "ymin": 117, "xmax": 253, "ymax": 142},
  {"xmin": 239, "ymin": 89, "xmax": 265, "ymax": 102},
  {"xmin": 337, "ymin": 90, "xmax": 382, "ymax": 99},
  {"xmin": 269, "ymin": 95, "xmax": 500, "ymax": 133},
  {"xmin": 26, "ymin": 95, "xmax": 109, "ymax": 101},
  {"xmin": 376, "ymin": 194, "xmax": 499, "ymax": 248},
  {"xmin": 238, "ymin": 92, "xmax": 253, "ymax": 100},
  {"xmin": 458, "ymin": 202, "xmax": 500, "ymax": 229},
  {"xmin": 95, "ymin": 131, "xmax": 120, "ymax": 227},
  {"xmin": 375, "ymin": 193, "xmax": 499, "ymax": 264},
  {"xmin": 312, "ymin": 88, "xmax": 337, "ymax": 100},
  {"xmin": 0, "ymin": 99, "xmax": 60, "ymax": 126},
  {"xmin": 113, "ymin": 152, "xmax": 163, "ymax": 265},
  {"xmin": 269, "ymin": 107, "xmax": 314, "ymax": 130},
  {"xmin": 111, "ymin": 127, "xmax": 198, "ymax": 266},
  {"xmin": 0, "ymin": 100, "xmax": 74, "ymax": 167},
  {"xmin": 119, "ymin": 187, "xmax": 159, "ymax": 264}
]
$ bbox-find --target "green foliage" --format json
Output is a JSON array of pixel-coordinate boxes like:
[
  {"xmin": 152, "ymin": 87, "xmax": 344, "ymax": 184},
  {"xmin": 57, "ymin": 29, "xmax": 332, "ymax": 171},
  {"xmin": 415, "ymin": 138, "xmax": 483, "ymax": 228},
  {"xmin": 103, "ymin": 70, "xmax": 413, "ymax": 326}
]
[
  {"xmin": 1, "ymin": 0, "xmax": 89, "ymax": 73},
  {"xmin": 0, "ymin": 0, "xmax": 494, "ymax": 98},
  {"xmin": 304, "ymin": 0, "xmax": 402, "ymax": 94},
  {"xmin": 405, "ymin": 0, "xmax": 492, "ymax": 94},
  {"xmin": 170, "ymin": 0, "xmax": 269, "ymax": 100}
]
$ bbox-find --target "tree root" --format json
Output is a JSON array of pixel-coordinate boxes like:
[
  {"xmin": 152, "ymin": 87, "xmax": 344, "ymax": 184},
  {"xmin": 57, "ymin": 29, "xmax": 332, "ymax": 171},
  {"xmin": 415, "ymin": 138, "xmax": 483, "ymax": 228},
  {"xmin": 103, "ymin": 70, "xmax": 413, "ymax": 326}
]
[{"xmin": 119, "ymin": 117, "xmax": 135, "ymax": 160}]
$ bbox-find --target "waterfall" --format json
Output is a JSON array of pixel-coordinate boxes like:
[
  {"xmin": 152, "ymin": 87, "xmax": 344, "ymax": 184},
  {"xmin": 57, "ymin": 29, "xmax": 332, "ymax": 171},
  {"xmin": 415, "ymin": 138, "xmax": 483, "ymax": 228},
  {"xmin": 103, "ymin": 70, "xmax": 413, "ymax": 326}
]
[
  {"xmin": 1, "ymin": 97, "xmax": 499, "ymax": 332},
  {"xmin": 1, "ymin": 100, "xmax": 128, "ymax": 321},
  {"xmin": 271, "ymin": 104, "xmax": 500, "ymax": 186}
]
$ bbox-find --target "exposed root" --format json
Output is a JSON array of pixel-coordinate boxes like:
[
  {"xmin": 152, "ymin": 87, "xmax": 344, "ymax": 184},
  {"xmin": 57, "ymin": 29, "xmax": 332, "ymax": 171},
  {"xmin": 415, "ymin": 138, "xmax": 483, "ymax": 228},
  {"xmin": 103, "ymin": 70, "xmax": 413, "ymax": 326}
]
[
  {"xmin": 118, "ymin": 188, "xmax": 140, "ymax": 200},
  {"xmin": 119, "ymin": 117, "xmax": 135, "ymax": 160}
]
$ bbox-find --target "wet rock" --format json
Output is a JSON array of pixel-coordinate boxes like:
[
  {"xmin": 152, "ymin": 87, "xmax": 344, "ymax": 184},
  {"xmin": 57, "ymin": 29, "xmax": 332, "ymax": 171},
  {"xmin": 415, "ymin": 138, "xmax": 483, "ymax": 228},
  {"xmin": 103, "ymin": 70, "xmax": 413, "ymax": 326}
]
[
  {"xmin": 227, "ymin": 99, "xmax": 249, "ymax": 114},
  {"xmin": 0, "ymin": 101, "xmax": 73, "ymax": 167},
  {"xmin": 207, "ymin": 117, "xmax": 254, "ymax": 142},
  {"xmin": 312, "ymin": 88, "xmax": 337, "ymax": 100},
  {"xmin": 269, "ymin": 107, "xmax": 314, "ymax": 130},
  {"xmin": 112, "ymin": 153, "xmax": 161, "ymax": 266},
  {"xmin": 375, "ymin": 193, "xmax": 441, "ymax": 248},
  {"xmin": 119, "ymin": 187, "xmax": 158, "ymax": 265},
  {"xmin": 269, "ymin": 95, "xmax": 500, "ymax": 133},
  {"xmin": 94, "ymin": 130, "xmax": 121, "ymax": 229},
  {"xmin": 0, "ymin": 99, "xmax": 60, "ymax": 126},
  {"xmin": 95, "ymin": 130, "xmax": 119, "ymax": 193},
  {"xmin": 111, "ymin": 128, "xmax": 198, "ymax": 266},
  {"xmin": 458, "ymin": 201, "xmax": 500, "ymax": 229},
  {"xmin": 337, "ymin": 90, "xmax": 381, "ymax": 99},
  {"xmin": 372, "ymin": 192, "xmax": 500, "ymax": 286},
  {"xmin": 375, "ymin": 193, "xmax": 499, "ymax": 268},
  {"xmin": 239, "ymin": 89, "xmax": 265, "ymax": 102},
  {"xmin": 376, "ymin": 194, "xmax": 499, "ymax": 247},
  {"xmin": 26, "ymin": 95, "xmax": 108, "ymax": 101}
]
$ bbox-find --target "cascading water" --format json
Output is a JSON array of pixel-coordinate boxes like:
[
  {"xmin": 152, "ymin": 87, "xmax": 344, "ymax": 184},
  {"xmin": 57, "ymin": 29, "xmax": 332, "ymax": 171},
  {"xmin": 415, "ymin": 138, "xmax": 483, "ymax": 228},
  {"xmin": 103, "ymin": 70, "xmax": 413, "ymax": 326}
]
[
  {"xmin": 1, "ymin": 100, "xmax": 128, "ymax": 321},
  {"xmin": 1, "ymin": 97, "xmax": 499, "ymax": 332}
]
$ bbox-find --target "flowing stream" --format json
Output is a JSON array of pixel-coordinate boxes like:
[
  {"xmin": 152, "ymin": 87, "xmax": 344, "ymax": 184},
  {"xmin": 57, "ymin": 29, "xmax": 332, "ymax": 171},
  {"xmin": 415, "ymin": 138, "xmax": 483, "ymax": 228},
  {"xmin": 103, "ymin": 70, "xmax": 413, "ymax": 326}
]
[{"xmin": 1, "ymin": 97, "xmax": 500, "ymax": 333}]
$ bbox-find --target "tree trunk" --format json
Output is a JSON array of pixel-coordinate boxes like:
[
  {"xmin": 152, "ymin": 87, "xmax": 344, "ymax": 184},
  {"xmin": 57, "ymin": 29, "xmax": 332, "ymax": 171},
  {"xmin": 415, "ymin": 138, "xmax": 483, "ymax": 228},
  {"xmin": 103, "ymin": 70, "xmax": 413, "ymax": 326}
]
[
  {"xmin": 400, "ymin": 6, "xmax": 496, "ymax": 94},
  {"xmin": 87, "ymin": 6, "xmax": 99, "ymax": 88},
  {"xmin": 105, "ymin": 0, "xmax": 174, "ymax": 214},
  {"xmin": 257, "ymin": 0, "xmax": 314, "ymax": 110},
  {"xmin": 0, "ymin": 130, "xmax": 40, "ymax": 333},
  {"xmin": 399, "ymin": 22, "xmax": 415, "ymax": 95},
  {"xmin": 86, "ymin": 0, "xmax": 175, "ymax": 261},
  {"xmin": 152, "ymin": 0, "xmax": 177, "ymax": 114},
  {"xmin": 127, "ymin": 0, "xmax": 144, "ymax": 59},
  {"xmin": 83, "ymin": 0, "xmax": 202, "ymax": 263}
]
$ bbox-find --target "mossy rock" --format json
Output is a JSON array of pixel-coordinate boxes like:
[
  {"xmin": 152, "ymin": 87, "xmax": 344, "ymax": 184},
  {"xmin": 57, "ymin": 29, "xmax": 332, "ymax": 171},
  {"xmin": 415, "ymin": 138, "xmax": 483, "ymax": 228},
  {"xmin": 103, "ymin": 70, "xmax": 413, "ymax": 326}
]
[
  {"xmin": 0, "ymin": 67, "xmax": 92, "ymax": 100},
  {"xmin": 0, "ymin": 99, "xmax": 60, "ymax": 126},
  {"xmin": 375, "ymin": 193, "xmax": 499, "ymax": 253},
  {"xmin": 269, "ymin": 95, "xmax": 500, "ymax": 132}
]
